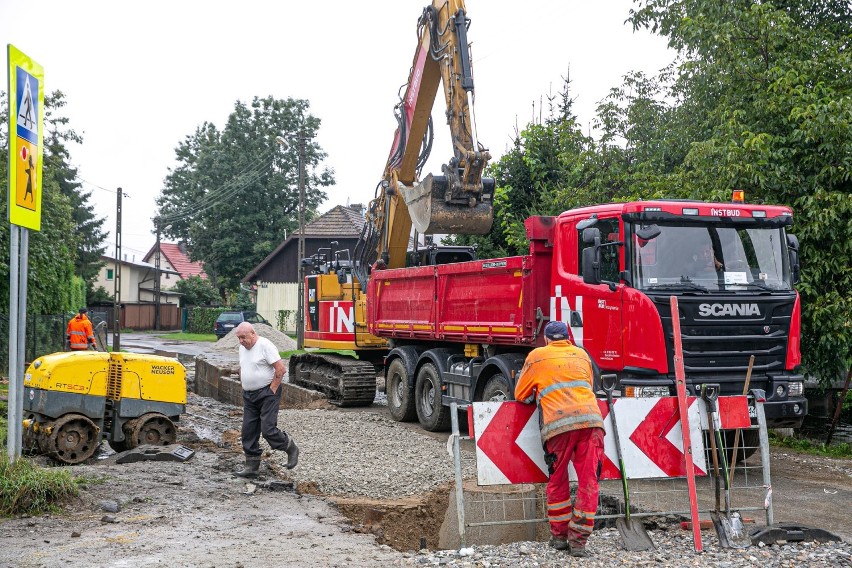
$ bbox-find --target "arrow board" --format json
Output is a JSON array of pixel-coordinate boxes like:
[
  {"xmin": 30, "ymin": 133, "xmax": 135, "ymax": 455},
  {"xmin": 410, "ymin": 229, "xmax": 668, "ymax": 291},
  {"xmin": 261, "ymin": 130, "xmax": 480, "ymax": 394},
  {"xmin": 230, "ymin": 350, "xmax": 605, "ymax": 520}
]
[{"xmin": 473, "ymin": 402, "xmax": 548, "ymax": 485}]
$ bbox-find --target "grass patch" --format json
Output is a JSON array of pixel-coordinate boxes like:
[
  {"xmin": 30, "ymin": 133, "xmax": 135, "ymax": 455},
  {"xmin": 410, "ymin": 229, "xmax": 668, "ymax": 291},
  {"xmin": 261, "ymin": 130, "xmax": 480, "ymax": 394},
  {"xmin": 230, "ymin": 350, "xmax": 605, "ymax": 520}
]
[
  {"xmin": 769, "ymin": 431, "xmax": 852, "ymax": 459},
  {"xmin": 152, "ymin": 332, "xmax": 217, "ymax": 342},
  {"xmin": 0, "ymin": 457, "xmax": 80, "ymax": 517},
  {"xmin": 0, "ymin": 379, "xmax": 8, "ymax": 447}
]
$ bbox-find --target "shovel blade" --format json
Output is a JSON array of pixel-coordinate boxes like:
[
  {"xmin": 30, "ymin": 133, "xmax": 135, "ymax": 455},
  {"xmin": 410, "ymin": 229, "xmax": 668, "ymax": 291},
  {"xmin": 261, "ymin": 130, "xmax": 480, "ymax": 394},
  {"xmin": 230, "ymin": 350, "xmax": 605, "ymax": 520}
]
[
  {"xmin": 615, "ymin": 517, "xmax": 656, "ymax": 551},
  {"xmin": 711, "ymin": 513, "xmax": 732, "ymax": 548},
  {"xmin": 712, "ymin": 512, "xmax": 751, "ymax": 549},
  {"xmin": 724, "ymin": 513, "xmax": 752, "ymax": 549}
]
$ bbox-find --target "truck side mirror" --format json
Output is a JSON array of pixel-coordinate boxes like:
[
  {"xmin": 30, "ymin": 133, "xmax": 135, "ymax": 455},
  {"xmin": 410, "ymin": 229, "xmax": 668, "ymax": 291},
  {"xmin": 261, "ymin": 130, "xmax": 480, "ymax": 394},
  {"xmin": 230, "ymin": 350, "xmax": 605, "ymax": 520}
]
[
  {"xmin": 582, "ymin": 246, "xmax": 601, "ymax": 285},
  {"xmin": 582, "ymin": 227, "xmax": 601, "ymax": 245},
  {"xmin": 787, "ymin": 233, "xmax": 800, "ymax": 284}
]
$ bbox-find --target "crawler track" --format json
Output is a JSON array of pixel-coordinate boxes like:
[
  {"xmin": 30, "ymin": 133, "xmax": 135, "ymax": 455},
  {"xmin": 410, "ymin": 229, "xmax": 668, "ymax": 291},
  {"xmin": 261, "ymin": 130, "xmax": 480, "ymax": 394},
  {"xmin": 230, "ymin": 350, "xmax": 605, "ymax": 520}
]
[{"xmin": 288, "ymin": 353, "xmax": 377, "ymax": 407}]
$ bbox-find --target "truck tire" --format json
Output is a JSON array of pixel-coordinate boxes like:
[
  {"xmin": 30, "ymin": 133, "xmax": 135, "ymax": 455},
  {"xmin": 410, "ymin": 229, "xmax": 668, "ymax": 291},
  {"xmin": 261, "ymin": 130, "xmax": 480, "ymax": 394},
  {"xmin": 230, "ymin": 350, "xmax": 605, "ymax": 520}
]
[
  {"xmin": 415, "ymin": 363, "xmax": 451, "ymax": 432},
  {"xmin": 725, "ymin": 429, "xmax": 760, "ymax": 463},
  {"xmin": 482, "ymin": 373, "xmax": 513, "ymax": 402},
  {"xmin": 386, "ymin": 358, "xmax": 416, "ymax": 422}
]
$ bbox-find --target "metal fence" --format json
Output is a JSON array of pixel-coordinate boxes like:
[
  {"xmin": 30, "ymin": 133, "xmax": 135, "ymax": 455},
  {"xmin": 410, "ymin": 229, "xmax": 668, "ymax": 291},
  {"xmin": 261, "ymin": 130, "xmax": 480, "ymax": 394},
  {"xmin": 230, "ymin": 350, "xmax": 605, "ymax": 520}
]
[
  {"xmin": 451, "ymin": 398, "xmax": 773, "ymax": 548},
  {"xmin": 0, "ymin": 311, "xmax": 109, "ymax": 373}
]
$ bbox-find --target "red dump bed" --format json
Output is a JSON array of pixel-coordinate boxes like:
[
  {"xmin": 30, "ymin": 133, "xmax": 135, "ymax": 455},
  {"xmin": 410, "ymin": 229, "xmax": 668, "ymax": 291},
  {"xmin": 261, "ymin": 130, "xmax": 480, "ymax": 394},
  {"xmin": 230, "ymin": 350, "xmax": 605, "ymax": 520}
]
[{"xmin": 367, "ymin": 254, "xmax": 549, "ymax": 346}]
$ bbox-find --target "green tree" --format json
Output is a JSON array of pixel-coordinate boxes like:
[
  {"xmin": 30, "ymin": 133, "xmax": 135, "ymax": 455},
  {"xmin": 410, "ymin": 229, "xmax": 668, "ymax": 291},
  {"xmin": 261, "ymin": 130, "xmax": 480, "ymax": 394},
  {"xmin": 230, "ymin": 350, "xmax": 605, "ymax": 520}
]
[
  {"xmin": 171, "ymin": 275, "xmax": 221, "ymax": 307},
  {"xmin": 42, "ymin": 92, "xmax": 107, "ymax": 290},
  {"xmin": 156, "ymin": 96, "xmax": 332, "ymax": 293},
  {"xmin": 449, "ymin": 78, "xmax": 598, "ymax": 257},
  {"xmin": 627, "ymin": 0, "xmax": 852, "ymax": 385},
  {"xmin": 1, "ymin": 91, "xmax": 79, "ymax": 314}
]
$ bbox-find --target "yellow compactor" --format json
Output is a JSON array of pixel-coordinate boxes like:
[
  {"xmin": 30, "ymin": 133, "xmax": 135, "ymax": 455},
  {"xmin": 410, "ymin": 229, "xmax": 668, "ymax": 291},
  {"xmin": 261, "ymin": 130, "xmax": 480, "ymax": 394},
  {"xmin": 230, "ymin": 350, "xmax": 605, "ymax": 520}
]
[{"xmin": 22, "ymin": 351, "xmax": 187, "ymax": 464}]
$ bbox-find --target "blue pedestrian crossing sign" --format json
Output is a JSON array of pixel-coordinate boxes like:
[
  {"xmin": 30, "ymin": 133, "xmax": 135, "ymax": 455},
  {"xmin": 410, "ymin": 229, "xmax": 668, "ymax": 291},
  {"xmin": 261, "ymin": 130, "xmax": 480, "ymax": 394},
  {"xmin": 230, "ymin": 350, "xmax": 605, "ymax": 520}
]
[{"xmin": 7, "ymin": 44, "xmax": 44, "ymax": 231}]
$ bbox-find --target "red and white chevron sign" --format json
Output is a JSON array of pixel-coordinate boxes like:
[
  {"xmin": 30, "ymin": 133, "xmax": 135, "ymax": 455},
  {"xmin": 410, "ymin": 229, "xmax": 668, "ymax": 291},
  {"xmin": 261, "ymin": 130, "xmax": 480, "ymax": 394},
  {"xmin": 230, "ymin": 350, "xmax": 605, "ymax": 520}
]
[{"xmin": 472, "ymin": 396, "xmax": 748, "ymax": 486}]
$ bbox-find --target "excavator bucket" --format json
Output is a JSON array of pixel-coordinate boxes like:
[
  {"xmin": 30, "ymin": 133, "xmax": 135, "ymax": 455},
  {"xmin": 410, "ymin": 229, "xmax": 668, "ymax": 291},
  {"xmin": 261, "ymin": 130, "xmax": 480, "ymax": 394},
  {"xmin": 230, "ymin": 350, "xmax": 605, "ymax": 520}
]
[{"xmin": 399, "ymin": 173, "xmax": 493, "ymax": 235}]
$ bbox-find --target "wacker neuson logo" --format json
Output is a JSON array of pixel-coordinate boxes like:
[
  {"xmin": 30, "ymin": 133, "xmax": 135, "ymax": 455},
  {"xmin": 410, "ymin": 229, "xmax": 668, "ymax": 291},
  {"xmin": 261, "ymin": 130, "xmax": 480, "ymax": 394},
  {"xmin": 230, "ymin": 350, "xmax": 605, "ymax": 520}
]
[{"xmin": 698, "ymin": 303, "xmax": 761, "ymax": 317}]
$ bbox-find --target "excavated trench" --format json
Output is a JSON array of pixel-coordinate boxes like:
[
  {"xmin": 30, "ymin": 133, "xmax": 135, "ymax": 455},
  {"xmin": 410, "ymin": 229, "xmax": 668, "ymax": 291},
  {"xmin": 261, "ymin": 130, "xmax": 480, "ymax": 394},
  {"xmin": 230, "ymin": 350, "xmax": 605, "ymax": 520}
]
[{"xmin": 188, "ymin": 353, "xmax": 465, "ymax": 552}]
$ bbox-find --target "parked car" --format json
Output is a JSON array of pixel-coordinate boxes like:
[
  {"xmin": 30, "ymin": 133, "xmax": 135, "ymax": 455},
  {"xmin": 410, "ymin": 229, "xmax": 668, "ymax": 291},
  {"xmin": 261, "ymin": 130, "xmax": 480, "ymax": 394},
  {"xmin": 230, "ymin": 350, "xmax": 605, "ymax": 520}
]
[{"xmin": 214, "ymin": 310, "xmax": 271, "ymax": 339}]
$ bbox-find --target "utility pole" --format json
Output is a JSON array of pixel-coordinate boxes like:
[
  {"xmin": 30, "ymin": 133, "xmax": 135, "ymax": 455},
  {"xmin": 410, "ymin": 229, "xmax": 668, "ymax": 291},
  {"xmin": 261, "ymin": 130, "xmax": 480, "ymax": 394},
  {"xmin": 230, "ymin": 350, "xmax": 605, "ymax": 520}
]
[
  {"xmin": 154, "ymin": 219, "xmax": 161, "ymax": 331},
  {"xmin": 296, "ymin": 132, "xmax": 307, "ymax": 349},
  {"xmin": 113, "ymin": 188, "xmax": 122, "ymax": 352}
]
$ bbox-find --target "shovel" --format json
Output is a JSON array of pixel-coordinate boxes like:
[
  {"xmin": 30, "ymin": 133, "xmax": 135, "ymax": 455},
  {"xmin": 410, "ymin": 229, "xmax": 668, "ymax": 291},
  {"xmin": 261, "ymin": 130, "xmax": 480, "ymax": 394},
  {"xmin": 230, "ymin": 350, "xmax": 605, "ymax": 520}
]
[
  {"xmin": 602, "ymin": 374, "xmax": 655, "ymax": 551},
  {"xmin": 700, "ymin": 383, "xmax": 751, "ymax": 549}
]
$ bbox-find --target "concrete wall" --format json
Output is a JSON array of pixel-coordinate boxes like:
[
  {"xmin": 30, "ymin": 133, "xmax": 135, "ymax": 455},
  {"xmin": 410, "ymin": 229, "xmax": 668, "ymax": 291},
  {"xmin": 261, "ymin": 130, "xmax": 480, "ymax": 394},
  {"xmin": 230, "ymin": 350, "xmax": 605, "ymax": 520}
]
[{"xmin": 194, "ymin": 353, "xmax": 326, "ymax": 408}]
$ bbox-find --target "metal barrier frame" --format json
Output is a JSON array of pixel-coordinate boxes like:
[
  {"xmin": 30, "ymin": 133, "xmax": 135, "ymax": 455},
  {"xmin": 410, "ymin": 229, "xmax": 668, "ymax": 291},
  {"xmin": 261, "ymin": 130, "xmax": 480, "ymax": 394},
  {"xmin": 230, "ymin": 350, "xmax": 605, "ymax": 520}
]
[{"xmin": 451, "ymin": 396, "xmax": 773, "ymax": 546}]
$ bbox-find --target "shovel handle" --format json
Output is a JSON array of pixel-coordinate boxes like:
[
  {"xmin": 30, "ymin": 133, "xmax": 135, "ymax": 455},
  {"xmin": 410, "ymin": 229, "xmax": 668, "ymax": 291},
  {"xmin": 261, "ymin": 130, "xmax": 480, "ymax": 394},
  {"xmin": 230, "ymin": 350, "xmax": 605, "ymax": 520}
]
[{"xmin": 602, "ymin": 374, "xmax": 617, "ymax": 401}]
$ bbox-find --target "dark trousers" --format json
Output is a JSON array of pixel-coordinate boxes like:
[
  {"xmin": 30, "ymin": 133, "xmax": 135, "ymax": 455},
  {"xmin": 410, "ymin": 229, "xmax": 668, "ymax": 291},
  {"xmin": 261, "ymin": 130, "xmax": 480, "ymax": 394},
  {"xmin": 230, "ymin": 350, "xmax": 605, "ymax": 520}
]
[{"xmin": 241, "ymin": 385, "xmax": 290, "ymax": 457}]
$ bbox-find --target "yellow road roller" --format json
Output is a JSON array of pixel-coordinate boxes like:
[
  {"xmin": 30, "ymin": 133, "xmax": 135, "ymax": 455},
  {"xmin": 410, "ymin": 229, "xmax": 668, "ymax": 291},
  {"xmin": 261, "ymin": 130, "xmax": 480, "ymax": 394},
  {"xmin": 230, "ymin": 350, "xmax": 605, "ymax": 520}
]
[{"xmin": 22, "ymin": 351, "xmax": 187, "ymax": 464}]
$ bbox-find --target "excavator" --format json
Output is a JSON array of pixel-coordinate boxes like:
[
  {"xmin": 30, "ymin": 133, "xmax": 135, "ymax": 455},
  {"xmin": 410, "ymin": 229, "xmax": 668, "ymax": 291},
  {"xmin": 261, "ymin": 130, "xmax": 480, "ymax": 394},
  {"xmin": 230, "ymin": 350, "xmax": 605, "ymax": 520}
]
[{"xmin": 288, "ymin": 0, "xmax": 494, "ymax": 405}]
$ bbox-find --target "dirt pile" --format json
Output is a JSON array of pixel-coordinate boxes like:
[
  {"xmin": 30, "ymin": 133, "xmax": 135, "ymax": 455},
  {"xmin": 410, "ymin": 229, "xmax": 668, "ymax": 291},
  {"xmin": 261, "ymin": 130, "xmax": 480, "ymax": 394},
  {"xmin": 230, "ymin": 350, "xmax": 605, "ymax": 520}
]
[{"xmin": 211, "ymin": 323, "xmax": 297, "ymax": 353}]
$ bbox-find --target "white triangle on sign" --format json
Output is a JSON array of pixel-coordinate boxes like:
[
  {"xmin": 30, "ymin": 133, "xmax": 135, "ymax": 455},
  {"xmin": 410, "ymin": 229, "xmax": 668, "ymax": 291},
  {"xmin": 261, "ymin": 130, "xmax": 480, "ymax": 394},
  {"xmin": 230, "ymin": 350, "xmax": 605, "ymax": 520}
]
[{"xmin": 17, "ymin": 75, "xmax": 37, "ymax": 133}]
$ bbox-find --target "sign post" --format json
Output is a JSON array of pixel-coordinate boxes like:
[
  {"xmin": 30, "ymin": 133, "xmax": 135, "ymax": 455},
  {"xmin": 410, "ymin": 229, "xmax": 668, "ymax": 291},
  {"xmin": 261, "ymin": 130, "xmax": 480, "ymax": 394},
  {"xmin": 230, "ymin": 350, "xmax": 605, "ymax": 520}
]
[{"xmin": 6, "ymin": 44, "xmax": 44, "ymax": 461}]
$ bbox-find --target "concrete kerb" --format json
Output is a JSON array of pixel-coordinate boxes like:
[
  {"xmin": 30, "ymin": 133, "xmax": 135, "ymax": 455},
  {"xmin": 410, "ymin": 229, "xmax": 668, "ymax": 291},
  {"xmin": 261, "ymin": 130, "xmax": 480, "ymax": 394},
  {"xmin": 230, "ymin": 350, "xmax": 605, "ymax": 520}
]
[{"xmin": 193, "ymin": 354, "xmax": 326, "ymax": 409}]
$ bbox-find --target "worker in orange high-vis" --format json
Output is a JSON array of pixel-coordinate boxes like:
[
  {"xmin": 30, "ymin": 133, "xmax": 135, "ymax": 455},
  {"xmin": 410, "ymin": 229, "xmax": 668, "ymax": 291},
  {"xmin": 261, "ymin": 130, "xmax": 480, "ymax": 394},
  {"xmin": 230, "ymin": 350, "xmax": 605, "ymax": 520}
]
[
  {"xmin": 66, "ymin": 308, "xmax": 95, "ymax": 351},
  {"xmin": 514, "ymin": 321, "xmax": 605, "ymax": 558}
]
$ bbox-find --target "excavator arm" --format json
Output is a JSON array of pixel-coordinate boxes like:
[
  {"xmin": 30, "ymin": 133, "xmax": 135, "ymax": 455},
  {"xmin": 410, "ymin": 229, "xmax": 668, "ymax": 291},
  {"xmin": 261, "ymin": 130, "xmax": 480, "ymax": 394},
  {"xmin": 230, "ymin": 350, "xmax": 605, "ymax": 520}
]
[{"xmin": 355, "ymin": 0, "xmax": 493, "ymax": 276}]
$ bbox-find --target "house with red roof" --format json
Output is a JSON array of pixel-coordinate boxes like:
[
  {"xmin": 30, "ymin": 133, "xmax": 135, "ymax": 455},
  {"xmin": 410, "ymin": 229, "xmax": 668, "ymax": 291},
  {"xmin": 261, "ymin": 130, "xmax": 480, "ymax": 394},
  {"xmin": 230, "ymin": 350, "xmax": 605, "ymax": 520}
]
[{"xmin": 143, "ymin": 241, "xmax": 207, "ymax": 291}]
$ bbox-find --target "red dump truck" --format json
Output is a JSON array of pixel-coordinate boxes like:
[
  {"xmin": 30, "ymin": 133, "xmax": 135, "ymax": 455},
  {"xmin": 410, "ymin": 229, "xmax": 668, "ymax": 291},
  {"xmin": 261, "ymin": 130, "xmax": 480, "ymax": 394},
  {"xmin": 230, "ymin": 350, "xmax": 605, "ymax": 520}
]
[{"xmin": 368, "ymin": 198, "xmax": 806, "ymax": 433}]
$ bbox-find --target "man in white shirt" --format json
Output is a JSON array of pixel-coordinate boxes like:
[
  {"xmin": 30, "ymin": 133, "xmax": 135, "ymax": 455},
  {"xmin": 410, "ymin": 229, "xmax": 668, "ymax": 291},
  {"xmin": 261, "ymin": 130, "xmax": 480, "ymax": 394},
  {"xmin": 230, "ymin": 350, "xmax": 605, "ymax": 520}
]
[{"xmin": 233, "ymin": 322, "xmax": 299, "ymax": 478}]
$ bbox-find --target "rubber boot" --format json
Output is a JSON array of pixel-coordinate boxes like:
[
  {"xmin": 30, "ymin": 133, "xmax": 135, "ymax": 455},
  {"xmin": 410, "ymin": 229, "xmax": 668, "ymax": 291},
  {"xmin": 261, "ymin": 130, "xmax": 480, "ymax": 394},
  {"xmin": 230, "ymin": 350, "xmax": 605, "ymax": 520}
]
[
  {"xmin": 285, "ymin": 439, "xmax": 299, "ymax": 470},
  {"xmin": 234, "ymin": 456, "xmax": 261, "ymax": 478}
]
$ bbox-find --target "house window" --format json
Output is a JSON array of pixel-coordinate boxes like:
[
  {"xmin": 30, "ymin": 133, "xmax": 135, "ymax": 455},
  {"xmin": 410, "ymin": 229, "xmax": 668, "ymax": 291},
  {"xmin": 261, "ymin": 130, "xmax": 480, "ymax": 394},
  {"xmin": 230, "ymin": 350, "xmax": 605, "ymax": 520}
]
[{"xmin": 106, "ymin": 269, "xmax": 114, "ymax": 281}]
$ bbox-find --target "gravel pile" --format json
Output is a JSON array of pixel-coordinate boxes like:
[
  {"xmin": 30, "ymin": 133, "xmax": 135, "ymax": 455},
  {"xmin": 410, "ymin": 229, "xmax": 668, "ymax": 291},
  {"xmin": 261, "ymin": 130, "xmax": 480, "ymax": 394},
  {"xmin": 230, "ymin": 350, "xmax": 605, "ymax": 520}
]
[
  {"xmin": 211, "ymin": 324, "xmax": 297, "ymax": 353},
  {"xmin": 268, "ymin": 408, "xmax": 477, "ymax": 498},
  {"xmin": 406, "ymin": 534, "xmax": 852, "ymax": 567}
]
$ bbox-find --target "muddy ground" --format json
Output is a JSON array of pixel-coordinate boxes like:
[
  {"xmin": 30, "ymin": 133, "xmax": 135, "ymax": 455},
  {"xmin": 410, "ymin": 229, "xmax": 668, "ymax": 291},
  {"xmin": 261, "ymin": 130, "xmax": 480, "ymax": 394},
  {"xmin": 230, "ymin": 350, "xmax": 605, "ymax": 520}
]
[
  {"xmin": 1, "ymin": 334, "xmax": 850, "ymax": 567},
  {"xmin": 0, "ymin": 394, "xmax": 419, "ymax": 568}
]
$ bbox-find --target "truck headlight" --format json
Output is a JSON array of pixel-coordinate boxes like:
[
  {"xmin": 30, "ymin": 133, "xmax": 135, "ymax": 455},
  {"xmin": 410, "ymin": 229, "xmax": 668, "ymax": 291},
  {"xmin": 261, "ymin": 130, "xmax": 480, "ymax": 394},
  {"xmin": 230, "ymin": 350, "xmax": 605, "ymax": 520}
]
[
  {"xmin": 624, "ymin": 386, "xmax": 670, "ymax": 398},
  {"xmin": 787, "ymin": 381, "xmax": 803, "ymax": 397}
]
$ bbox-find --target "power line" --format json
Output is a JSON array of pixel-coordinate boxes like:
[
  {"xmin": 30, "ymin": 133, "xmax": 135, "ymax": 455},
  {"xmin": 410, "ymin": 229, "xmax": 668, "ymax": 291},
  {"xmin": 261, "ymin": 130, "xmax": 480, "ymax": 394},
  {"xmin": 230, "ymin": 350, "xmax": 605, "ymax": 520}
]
[{"xmin": 157, "ymin": 148, "xmax": 277, "ymax": 224}]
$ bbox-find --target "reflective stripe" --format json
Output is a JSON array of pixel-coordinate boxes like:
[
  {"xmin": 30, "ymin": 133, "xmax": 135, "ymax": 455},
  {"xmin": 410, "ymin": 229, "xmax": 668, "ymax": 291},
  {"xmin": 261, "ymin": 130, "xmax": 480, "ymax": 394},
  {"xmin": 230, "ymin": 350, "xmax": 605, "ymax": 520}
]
[
  {"xmin": 69, "ymin": 331, "xmax": 86, "ymax": 336},
  {"xmin": 547, "ymin": 499, "xmax": 572, "ymax": 511},
  {"xmin": 541, "ymin": 413, "xmax": 603, "ymax": 437},
  {"xmin": 536, "ymin": 380, "xmax": 593, "ymax": 403},
  {"xmin": 548, "ymin": 513, "xmax": 573, "ymax": 523},
  {"xmin": 569, "ymin": 520, "xmax": 594, "ymax": 533}
]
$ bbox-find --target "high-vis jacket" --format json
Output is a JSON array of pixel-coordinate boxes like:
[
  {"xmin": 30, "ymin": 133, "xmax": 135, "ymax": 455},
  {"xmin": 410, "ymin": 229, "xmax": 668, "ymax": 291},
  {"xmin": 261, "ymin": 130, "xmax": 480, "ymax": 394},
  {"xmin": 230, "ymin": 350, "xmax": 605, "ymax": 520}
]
[
  {"xmin": 66, "ymin": 314, "xmax": 95, "ymax": 350},
  {"xmin": 514, "ymin": 339, "xmax": 603, "ymax": 442}
]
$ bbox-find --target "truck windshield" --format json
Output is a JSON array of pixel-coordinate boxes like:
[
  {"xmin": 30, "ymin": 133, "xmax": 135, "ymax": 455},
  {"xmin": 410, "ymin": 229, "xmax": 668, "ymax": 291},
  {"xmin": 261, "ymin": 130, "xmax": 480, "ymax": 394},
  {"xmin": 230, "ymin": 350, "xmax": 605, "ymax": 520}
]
[{"xmin": 631, "ymin": 224, "xmax": 793, "ymax": 292}]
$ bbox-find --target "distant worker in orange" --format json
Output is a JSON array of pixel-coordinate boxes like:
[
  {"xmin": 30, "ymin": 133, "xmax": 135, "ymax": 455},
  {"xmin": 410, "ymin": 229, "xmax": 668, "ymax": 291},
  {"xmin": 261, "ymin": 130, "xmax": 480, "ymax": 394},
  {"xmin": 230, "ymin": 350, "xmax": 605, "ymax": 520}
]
[
  {"xmin": 66, "ymin": 308, "xmax": 95, "ymax": 351},
  {"xmin": 514, "ymin": 321, "xmax": 605, "ymax": 557}
]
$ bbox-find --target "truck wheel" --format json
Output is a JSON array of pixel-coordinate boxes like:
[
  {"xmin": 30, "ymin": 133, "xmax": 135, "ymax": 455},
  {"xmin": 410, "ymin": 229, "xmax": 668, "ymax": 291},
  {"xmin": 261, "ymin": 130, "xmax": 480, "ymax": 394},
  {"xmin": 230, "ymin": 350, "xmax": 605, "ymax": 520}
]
[
  {"xmin": 482, "ymin": 373, "xmax": 513, "ymax": 402},
  {"xmin": 386, "ymin": 358, "xmax": 416, "ymax": 422},
  {"xmin": 725, "ymin": 429, "xmax": 760, "ymax": 463},
  {"xmin": 415, "ymin": 363, "xmax": 451, "ymax": 432}
]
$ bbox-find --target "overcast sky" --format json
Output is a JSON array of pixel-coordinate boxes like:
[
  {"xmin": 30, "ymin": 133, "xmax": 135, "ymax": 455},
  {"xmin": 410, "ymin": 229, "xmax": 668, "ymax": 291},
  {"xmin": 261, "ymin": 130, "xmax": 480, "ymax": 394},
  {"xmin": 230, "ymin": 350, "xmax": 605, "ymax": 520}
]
[{"xmin": 2, "ymin": 1, "xmax": 673, "ymax": 259}]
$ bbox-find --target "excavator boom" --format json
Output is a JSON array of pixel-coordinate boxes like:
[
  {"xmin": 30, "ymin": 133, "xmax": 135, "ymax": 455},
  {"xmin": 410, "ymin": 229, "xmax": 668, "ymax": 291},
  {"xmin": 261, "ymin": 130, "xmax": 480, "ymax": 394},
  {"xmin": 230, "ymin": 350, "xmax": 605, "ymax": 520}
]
[{"xmin": 361, "ymin": 0, "xmax": 493, "ymax": 272}]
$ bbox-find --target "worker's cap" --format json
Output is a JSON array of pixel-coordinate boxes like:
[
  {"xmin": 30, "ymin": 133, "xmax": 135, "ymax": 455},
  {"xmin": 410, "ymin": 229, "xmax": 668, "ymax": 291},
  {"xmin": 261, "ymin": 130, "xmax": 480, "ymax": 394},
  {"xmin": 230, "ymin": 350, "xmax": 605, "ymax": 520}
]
[
  {"xmin": 79, "ymin": 307, "xmax": 88, "ymax": 314},
  {"xmin": 544, "ymin": 321, "xmax": 568, "ymax": 340}
]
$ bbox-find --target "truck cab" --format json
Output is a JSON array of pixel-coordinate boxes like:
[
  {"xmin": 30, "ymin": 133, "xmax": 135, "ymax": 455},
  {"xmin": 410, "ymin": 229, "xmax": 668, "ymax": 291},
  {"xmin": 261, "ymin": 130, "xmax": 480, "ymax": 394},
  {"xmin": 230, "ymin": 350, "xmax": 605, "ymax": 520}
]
[{"xmin": 556, "ymin": 199, "xmax": 805, "ymax": 428}]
